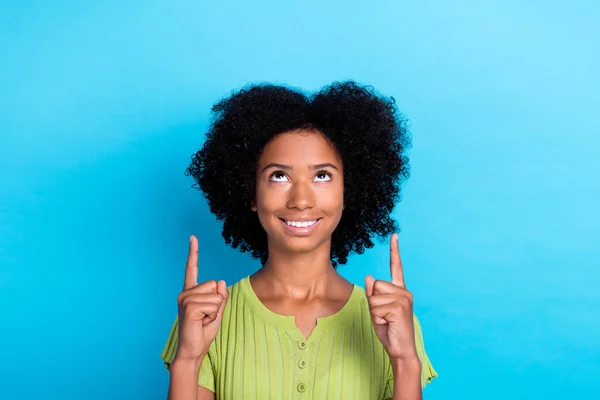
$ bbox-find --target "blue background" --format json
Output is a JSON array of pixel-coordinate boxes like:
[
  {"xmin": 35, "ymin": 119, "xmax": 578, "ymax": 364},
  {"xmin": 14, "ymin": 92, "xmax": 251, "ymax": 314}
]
[{"xmin": 1, "ymin": 1, "xmax": 599, "ymax": 399}]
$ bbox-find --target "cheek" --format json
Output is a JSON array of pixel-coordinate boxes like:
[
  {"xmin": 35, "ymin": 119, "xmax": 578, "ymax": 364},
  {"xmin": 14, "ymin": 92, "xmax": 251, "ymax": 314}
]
[
  {"xmin": 255, "ymin": 184, "xmax": 279, "ymax": 212},
  {"xmin": 318, "ymin": 184, "xmax": 344, "ymax": 211},
  {"xmin": 253, "ymin": 196, "xmax": 274, "ymax": 231},
  {"xmin": 254, "ymin": 186, "xmax": 284, "ymax": 228},
  {"xmin": 323, "ymin": 198, "xmax": 344, "ymax": 214}
]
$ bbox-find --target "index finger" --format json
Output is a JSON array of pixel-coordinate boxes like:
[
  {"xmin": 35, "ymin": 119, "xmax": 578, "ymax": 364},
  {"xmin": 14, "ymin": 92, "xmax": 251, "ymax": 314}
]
[
  {"xmin": 184, "ymin": 235, "xmax": 199, "ymax": 290},
  {"xmin": 390, "ymin": 233, "xmax": 406, "ymax": 288}
]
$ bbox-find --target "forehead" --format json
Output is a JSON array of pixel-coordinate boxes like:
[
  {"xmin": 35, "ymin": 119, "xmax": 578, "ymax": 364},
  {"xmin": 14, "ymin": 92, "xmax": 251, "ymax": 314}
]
[{"xmin": 258, "ymin": 130, "xmax": 341, "ymax": 165}]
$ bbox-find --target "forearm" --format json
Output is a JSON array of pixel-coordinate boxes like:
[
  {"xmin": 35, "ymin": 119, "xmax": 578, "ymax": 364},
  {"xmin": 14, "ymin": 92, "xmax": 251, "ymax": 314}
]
[
  {"xmin": 392, "ymin": 358, "xmax": 422, "ymax": 400},
  {"xmin": 167, "ymin": 356, "xmax": 204, "ymax": 400}
]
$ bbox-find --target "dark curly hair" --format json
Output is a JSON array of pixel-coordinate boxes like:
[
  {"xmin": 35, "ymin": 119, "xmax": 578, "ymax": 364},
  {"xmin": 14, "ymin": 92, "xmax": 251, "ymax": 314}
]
[{"xmin": 185, "ymin": 81, "xmax": 412, "ymax": 267}]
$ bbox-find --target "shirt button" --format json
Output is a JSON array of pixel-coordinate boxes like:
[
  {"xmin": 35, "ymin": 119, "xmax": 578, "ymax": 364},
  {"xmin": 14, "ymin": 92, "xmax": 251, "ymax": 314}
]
[
  {"xmin": 298, "ymin": 359, "xmax": 307, "ymax": 369},
  {"xmin": 297, "ymin": 381, "xmax": 306, "ymax": 392},
  {"xmin": 298, "ymin": 340, "xmax": 307, "ymax": 349}
]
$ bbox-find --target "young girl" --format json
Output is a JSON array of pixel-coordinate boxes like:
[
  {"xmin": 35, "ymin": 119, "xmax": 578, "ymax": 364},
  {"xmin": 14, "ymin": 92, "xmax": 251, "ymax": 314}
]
[{"xmin": 161, "ymin": 82, "xmax": 438, "ymax": 399}]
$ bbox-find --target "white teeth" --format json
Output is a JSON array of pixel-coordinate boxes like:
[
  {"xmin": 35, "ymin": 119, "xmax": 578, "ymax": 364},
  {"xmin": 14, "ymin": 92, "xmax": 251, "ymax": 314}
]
[{"xmin": 286, "ymin": 220, "xmax": 317, "ymax": 227}]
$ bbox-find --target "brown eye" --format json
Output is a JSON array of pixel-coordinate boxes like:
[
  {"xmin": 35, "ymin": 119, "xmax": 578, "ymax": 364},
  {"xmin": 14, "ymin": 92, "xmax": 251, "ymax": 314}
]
[
  {"xmin": 270, "ymin": 171, "xmax": 288, "ymax": 182},
  {"xmin": 314, "ymin": 171, "xmax": 332, "ymax": 182}
]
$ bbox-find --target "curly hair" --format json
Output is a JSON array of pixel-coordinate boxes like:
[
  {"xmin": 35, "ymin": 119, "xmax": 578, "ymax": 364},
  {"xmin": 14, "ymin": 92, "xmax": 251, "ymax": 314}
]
[{"xmin": 185, "ymin": 81, "xmax": 412, "ymax": 267}]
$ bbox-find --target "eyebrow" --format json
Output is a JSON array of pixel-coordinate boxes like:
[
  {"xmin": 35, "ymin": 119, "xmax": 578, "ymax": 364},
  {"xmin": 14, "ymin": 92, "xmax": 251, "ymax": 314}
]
[{"xmin": 261, "ymin": 163, "xmax": 339, "ymax": 172}]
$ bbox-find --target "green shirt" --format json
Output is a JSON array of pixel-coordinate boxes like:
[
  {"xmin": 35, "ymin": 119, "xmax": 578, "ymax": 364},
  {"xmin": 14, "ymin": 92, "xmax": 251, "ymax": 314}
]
[{"xmin": 161, "ymin": 276, "xmax": 438, "ymax": 399}]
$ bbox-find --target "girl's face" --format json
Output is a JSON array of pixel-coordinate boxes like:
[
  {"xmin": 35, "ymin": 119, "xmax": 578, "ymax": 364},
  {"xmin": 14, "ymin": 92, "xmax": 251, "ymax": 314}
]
[{"xmin": 252, "ymin": 129, "xmax": 344, "ymax": 256}]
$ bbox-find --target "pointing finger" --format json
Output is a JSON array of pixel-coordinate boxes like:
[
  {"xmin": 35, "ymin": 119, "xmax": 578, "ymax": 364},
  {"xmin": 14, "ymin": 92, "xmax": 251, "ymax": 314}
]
[
  {"xmin": 184, "ymin": 235, "xmax": 199, "ymax": 291},
  {"xmin": 390, "ymin": 233, "xmax": 406, "ymax": 288}
]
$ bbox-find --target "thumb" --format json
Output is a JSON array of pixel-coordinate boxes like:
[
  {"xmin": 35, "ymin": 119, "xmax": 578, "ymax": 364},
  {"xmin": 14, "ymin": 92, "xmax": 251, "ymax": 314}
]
[
  {"xmin": 365, "ymin": 275, "xmax": 375, "ymax": 298},
  {"xmin": 205, "ymin": 280, "xmax": 228, "ymax": 329},
  {"xmin": 216, "ymin": 280, "xmax": 229, "ymax": 316}
]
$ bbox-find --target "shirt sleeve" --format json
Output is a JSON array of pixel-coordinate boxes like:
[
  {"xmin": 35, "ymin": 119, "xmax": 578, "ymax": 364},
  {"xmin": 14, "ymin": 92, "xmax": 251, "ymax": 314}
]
[
  {"xmin": 413, "ymin": 313, "xmax": 438, "ymax": 388},
  {"xmin": 160, "ymin": 316, "xmax": 216, "ymax": 393},
  {"xmin": 383, "ymin": 313, "xmax": 439, "ymax": 398}
]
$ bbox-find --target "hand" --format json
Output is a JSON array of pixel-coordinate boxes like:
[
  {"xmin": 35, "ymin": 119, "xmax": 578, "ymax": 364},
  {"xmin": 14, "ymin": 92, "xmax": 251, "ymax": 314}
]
[
  {"xmin": 366, "ymin": 233, "xmax": 419, "ymax": 362},
  {"xmin": 175, "ymin": 235, "xmax": 229, "ymax": 363}
]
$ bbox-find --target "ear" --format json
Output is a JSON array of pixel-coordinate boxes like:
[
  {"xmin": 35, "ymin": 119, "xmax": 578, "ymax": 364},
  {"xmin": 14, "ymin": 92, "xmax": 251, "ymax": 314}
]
[{"xmin": 250, "ymin": 200, "xmax": 257, "ymax": 212}]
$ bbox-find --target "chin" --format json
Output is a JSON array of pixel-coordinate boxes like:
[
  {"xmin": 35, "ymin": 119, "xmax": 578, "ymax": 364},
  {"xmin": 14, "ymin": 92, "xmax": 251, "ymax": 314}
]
[
  {"xmin": 281, "ymin": 243, "xmax": 327, "ymax": 256},
  {"xmin": 269, "ymin": 232, "xmax": 333, "ymax": 255}
]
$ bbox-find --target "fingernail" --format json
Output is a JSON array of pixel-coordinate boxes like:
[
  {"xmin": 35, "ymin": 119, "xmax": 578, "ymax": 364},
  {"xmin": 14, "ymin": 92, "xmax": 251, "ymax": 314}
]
[{"xmin": 190, "ymin": 235, "xmax": 193, "ymax": 243}]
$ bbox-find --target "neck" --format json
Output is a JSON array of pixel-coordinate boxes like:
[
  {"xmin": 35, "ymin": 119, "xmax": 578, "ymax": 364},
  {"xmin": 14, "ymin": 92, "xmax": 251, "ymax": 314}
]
[{"xmin": 256, "ymin": 240, "xmax": 340, "ymax": 297}]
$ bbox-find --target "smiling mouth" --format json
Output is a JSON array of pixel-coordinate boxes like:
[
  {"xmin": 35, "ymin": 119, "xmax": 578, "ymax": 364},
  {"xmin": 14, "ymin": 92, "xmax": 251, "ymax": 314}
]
[
  {"xmin": 278, "ymin": 218, "xmax": 323, "ymax": 235},
  {"xmin": 279, "ymin": 218, "xmax": 322, "ymax": 228}
]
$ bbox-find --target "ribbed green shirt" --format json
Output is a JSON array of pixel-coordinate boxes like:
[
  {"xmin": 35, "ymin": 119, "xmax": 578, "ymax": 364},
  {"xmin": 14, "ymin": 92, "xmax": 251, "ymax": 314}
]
[{"xmin": 161, "ymin": 276, "xmax": 438, "ymax": 399}]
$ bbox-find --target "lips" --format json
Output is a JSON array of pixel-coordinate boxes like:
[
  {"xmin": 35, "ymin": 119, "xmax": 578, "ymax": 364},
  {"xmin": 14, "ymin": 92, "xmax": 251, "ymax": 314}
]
[{"xmin": 279, "ymin": 217, "xmax": 322, "ymax": 236}]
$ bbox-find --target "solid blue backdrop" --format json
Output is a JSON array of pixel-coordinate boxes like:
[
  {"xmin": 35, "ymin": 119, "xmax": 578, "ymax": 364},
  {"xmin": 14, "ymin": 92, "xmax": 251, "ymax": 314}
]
[{"xmin": 1, "ymin": 1, "xmax": 599, "ymax": 399}]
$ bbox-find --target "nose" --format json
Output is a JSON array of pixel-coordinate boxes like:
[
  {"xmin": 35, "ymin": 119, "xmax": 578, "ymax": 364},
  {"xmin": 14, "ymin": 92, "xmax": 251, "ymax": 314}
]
[{"xmin": 286, "ymin": 180, "xmax": 315, "ymax": 210}]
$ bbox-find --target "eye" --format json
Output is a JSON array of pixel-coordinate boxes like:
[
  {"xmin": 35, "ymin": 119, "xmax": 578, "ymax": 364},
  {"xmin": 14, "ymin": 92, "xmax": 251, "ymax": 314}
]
[
  {"xmin": 314, "ymin": 171, "xmax": 332, "ymax": 182},
  {"xmin": 269, "ymin": 171, "xmax": 289, "ymax": 182}
]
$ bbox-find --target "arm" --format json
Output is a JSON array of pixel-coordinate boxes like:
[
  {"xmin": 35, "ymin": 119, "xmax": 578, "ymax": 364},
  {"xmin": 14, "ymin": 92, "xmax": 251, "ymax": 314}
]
[
  {"xmin": 166, "ymin": 236, "xmax": 226, "ymax": 400},
  {"xmin": 367, "ymin": 235, "xmax": 428, "ymax": 400},
  {"xmin": 167, "ymin": 356, "xmax": 215, "ymax": 400},
  {"xmin": 388, "ymin": 358, "xmax": 422, "ymax": 400}
]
